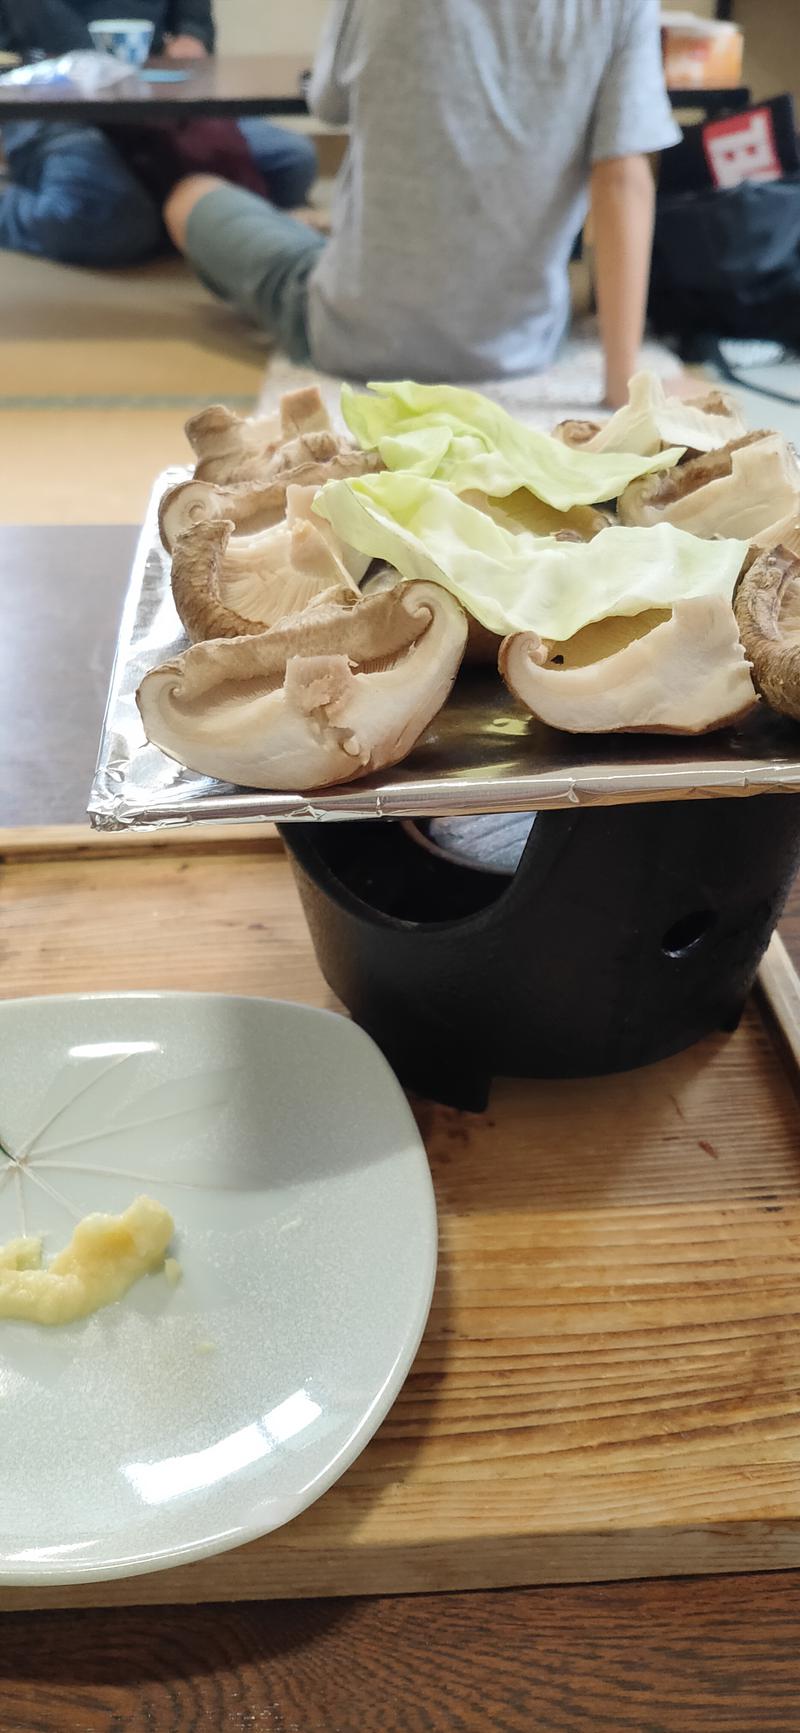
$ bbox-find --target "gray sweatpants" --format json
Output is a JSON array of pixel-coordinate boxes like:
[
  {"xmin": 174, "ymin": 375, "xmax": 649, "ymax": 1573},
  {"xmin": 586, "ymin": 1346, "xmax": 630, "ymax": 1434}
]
[{"xmin": 185, "ymin": 183, "xmax": 326, "ymax": 363}]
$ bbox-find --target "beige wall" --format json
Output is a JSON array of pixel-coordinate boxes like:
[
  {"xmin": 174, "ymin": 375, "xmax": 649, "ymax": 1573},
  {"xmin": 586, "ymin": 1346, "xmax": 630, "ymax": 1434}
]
[
  {"xmin": 678, "ymin": 0, "xmax": 800, "ymax": 99},
  {"xmin": 217, "ymin": 0, "xmax": 327, "ymax": 55},
  {"xmin": 218, "ymin": 0, "xmax": 800, "ymax": 101},
  {"xmin": 737, "ymin": 0, "xmax": 800, "ymax": 100}
]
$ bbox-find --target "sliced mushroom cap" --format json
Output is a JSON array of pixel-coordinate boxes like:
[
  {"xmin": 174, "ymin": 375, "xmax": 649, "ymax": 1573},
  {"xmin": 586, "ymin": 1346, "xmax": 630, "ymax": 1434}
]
[
  {"xmin": 733, "ymin": 544, "xmax": 800, "ymax": 720},
  {"xmin": 693, "ymin": 387, "xmax": 744, "ymax": 420},
  {"xmin": 160, "ymin": 443, "xmax": 384, "ymax": 553},
  {"xmin": 186, "ymin": 386, "xmax": 332, "ymax": 484},
  {"xmin": 617, "ymin": 432, "xmax": 800, "ymax": 540},
  {"xmin": 171, "ymin": 488, "xmax": 369, "ymax": 643},
  {"xmin": 499, "ymin": 596, "xmax": 757, "ymax": 735},
  {"xmin": 269, "ymin": 430, "xmax": 343, "ymax": 478},
  {"xmin": 160, "ymin": 477, "xmax": 287, "ymax": 552},
  {"xmin": 550, "ymin": 419, "xmax": 602, "ymax": 449},
  {"xmin": 138, "ymin": 581, "xmax": 468, "ymax": 790},
  {"xmin": 552, "ymin": 372, "xmax": 748, "ymax": 457}
]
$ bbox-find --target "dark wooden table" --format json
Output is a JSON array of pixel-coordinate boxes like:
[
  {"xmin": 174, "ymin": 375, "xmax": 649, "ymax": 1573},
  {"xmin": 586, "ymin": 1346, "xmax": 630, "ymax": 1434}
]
[
  {"xmin": 3, "ymin": 523, "xmax": 800, "ymax": 1731},
  {"xmin": 0, "ymin": 524, "xmax": 138, "ymax": 827},
  {"xmin": 3, "ymin": 1574, "xmax": 800, "ymax": 1732},
  {"xmin": 0, "ymin": 53, "xmax": 309, "ymax": 123}
]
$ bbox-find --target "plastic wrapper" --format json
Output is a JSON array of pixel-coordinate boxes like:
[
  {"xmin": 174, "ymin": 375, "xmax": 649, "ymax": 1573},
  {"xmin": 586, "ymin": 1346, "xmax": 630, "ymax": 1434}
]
[{"xmin": 0, "ymin": 52, "xmax": 132, "ymax": 92}]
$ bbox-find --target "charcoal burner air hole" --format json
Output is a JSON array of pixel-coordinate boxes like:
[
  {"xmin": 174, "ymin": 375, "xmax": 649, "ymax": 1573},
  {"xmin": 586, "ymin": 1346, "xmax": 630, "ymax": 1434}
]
[{"xmin": 661, "ymin": 909, "xmax": 717, "ymax": 958}]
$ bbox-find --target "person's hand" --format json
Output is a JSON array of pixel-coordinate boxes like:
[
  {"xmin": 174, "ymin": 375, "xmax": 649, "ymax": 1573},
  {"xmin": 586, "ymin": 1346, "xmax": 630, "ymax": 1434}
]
[
  {"xmin": 290, "ymin": 207, "xmax": 331, "ymax": 234},
  {"xmin": 165, "ymin": 35, "xmax": 208, "ymax": 59},
  {"xmin": 603, "ymin": 368, "xmax": 636, "ymax": 410},
  {"xmin": 603, "ymin": 370, "xmax": 711, "ymax": 411},
  {"xmin": 661, "ymin": 370, "xmax": 712, "ymax": 401}
]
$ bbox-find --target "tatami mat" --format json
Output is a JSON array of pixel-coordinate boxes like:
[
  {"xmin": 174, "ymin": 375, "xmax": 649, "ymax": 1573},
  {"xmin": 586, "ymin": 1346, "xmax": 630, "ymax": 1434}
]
[
  {"xmin": 0, "ymin": 249, "xmax": 266, "ymax": 523},
  {"xmin": 1, "ymin": 407, "xmax": 195, "ymax": 524},
  {"xmin": 0, "ymin": 236, "xmax": 594, "ymax": 526}
]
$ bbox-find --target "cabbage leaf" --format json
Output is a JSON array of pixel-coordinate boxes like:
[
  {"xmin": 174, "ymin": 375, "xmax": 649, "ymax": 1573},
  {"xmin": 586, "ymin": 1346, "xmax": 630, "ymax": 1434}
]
[
  {"xmin": 315, "ymin": 471, "xmax": 748, "ymax": 641},
  {"xmin": 341, "ymin": 379, "xmax": 684, "ymax": 510}
]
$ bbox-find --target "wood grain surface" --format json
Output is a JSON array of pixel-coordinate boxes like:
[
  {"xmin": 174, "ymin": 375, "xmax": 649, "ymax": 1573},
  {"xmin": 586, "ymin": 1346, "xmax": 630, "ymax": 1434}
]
[
  {"xmin": 3, "ymin": 833, "xmax": 800, "ymax": 1617},
  {"xmin": 759, "ymin": 934, "xmax": 800, "ymax": 1076},
  {"xmin": 2, "ymin": 838, "xmax": 800, "ymax": 1730},
  {"xmin": 3, "ymin": 1572, "xmax": 800, "ymax": 1733}
]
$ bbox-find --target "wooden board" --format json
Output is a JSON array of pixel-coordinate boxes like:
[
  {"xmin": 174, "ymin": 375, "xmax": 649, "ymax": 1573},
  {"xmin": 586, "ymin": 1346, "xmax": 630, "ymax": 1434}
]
[{"xmin": 2, "ymin": 825, "xmax": 800, "ymax": 1612}]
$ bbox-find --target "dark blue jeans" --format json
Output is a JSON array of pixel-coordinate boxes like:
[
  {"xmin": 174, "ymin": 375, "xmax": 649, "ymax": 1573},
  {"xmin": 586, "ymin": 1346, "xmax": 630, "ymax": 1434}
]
[
  {"xmin": 239, "ymin": 118, "xmax": 317, "ymax": 209},
  {"xmin": 0, "ymin": 118, "xmax": 317, "ymax": 266}
]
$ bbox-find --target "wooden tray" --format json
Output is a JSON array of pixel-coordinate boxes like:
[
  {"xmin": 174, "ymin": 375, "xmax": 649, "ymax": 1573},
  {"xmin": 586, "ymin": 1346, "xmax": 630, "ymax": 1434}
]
[{"xmin": 2, "ymin": 825, "xmax": 800, "ymax": 1612}]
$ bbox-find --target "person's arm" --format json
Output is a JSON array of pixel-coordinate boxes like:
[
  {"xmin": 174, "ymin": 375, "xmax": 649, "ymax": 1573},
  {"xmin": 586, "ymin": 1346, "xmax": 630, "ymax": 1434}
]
[
  {"xmin": 590, "ymin": 153, "xmax": 654, "ymax": 408},
  {"xmin": 165, "ymin": 0, "xmax": 214, "ymax": 55},
  {"xmin": 589, "ymin": 0, "xmax": 681, "ymax": 403},
  {"xmin": 307, "ymin": 0, "xmax": 358, "ymax": 126}
]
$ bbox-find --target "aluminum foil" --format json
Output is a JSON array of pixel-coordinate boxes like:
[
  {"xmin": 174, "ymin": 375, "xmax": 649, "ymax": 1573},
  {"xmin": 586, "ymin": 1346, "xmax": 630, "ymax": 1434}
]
[{"xmin": 89, "ymin": 469, "xmax": 800, "ymax": 831}]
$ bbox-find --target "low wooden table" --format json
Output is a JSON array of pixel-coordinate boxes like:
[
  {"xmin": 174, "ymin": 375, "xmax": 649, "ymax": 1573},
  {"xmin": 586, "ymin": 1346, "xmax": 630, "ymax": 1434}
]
[
  {"xmin": 3, "ymin": 525, "xmax": 800, "ymax": 1731},
  {"xmin": 0, "ymin": 53, "xmax": 309, "ymax": 123}
]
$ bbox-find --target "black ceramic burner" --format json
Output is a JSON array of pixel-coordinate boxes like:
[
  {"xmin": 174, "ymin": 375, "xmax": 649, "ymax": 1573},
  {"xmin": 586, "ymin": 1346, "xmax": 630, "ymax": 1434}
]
[{"xmin": 280, "ymin": 795, "xmax": 800, "ymax": 1110}]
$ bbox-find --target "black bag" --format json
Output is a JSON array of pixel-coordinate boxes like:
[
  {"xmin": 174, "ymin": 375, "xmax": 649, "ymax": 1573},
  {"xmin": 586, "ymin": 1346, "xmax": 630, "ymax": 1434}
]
[
  {"xmin": 649, "ymin": 176, "xmax": 800, "ymax": 355},
  {"xmin": 657, "ymin": 94, "xmax": 800, "ymax": 197},
  {"xmin": 650, "ymin": 92, "xmax": 800, "ymax": 380}
]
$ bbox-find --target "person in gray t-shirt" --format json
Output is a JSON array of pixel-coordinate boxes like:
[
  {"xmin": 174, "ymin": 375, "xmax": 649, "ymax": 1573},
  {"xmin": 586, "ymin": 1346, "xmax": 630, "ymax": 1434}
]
[{"xmin": 164, "ymin": 0, "xmax": 680, "ymax": 398}]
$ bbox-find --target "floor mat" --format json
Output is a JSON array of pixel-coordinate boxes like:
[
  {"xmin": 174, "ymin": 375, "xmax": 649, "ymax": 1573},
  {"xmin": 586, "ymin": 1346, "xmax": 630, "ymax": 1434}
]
[{"xmin": 0, "ymin": 250, "xmax": 265, "ymax": 522}]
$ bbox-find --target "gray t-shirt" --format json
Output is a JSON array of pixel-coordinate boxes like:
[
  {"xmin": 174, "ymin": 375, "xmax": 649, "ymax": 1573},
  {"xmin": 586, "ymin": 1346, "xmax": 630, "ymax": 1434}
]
[{"xmin": 307, "ymin": 0, "xmax": 680, "ymax": 381}]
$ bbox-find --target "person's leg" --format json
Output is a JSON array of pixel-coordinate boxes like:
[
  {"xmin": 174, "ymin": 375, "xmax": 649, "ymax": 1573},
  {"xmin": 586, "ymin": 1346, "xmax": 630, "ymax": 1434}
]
[
  {"xmin": 236, "ymin": 119, "xmax": 318, "ymax": 209},
  {"xmin": 0, "ymin": 122, "xmax": 162, "ymax": 266},
  {"xmin": 164, "ymin": 175, "xmax": 325, "ymax": 361}
]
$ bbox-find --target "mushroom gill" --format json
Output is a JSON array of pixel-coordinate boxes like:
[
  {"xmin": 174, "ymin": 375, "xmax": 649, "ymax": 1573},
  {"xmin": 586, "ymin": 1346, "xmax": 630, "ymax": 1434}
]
[
  {"xmin": 499, "ymin": 596, "xmax": 757, "ymax": 735},
  {"xmin": 617, "ymin": 432, "xmax": 800, "ymax": 541},
  {"xmin": 733, "ymin": 544, "xmax": 800, "ymax": 721},
  {"xmin": 171, "ymin": 487, "xmax": 370, "ymax": 643},
  {"xmin": 137, "ymin": 581, "xmax": 468, "ymax": 791},
  {"xmin": 159, "ymin": 444, "xmax": 384, "ymax": 553}
]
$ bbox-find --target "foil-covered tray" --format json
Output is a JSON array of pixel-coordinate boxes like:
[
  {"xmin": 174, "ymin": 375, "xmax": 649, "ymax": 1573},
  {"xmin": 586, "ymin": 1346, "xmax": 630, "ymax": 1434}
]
[{"xmin": 89, "ymin": 470, "xmax": 800, "ymax": 830}]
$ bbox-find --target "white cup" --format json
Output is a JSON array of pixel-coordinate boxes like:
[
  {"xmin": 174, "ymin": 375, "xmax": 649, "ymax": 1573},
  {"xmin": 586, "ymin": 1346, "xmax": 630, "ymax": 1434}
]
[{"xmin": 88, "ymin": 18, "xmax": 156, "ymax": 67}]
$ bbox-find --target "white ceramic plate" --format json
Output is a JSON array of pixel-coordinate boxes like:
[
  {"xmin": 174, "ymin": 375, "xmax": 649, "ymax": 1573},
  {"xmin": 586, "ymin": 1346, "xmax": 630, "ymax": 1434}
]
[{"xmin": 0, "ymin": 993, "xmax": 437, "ymax": 1587}]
